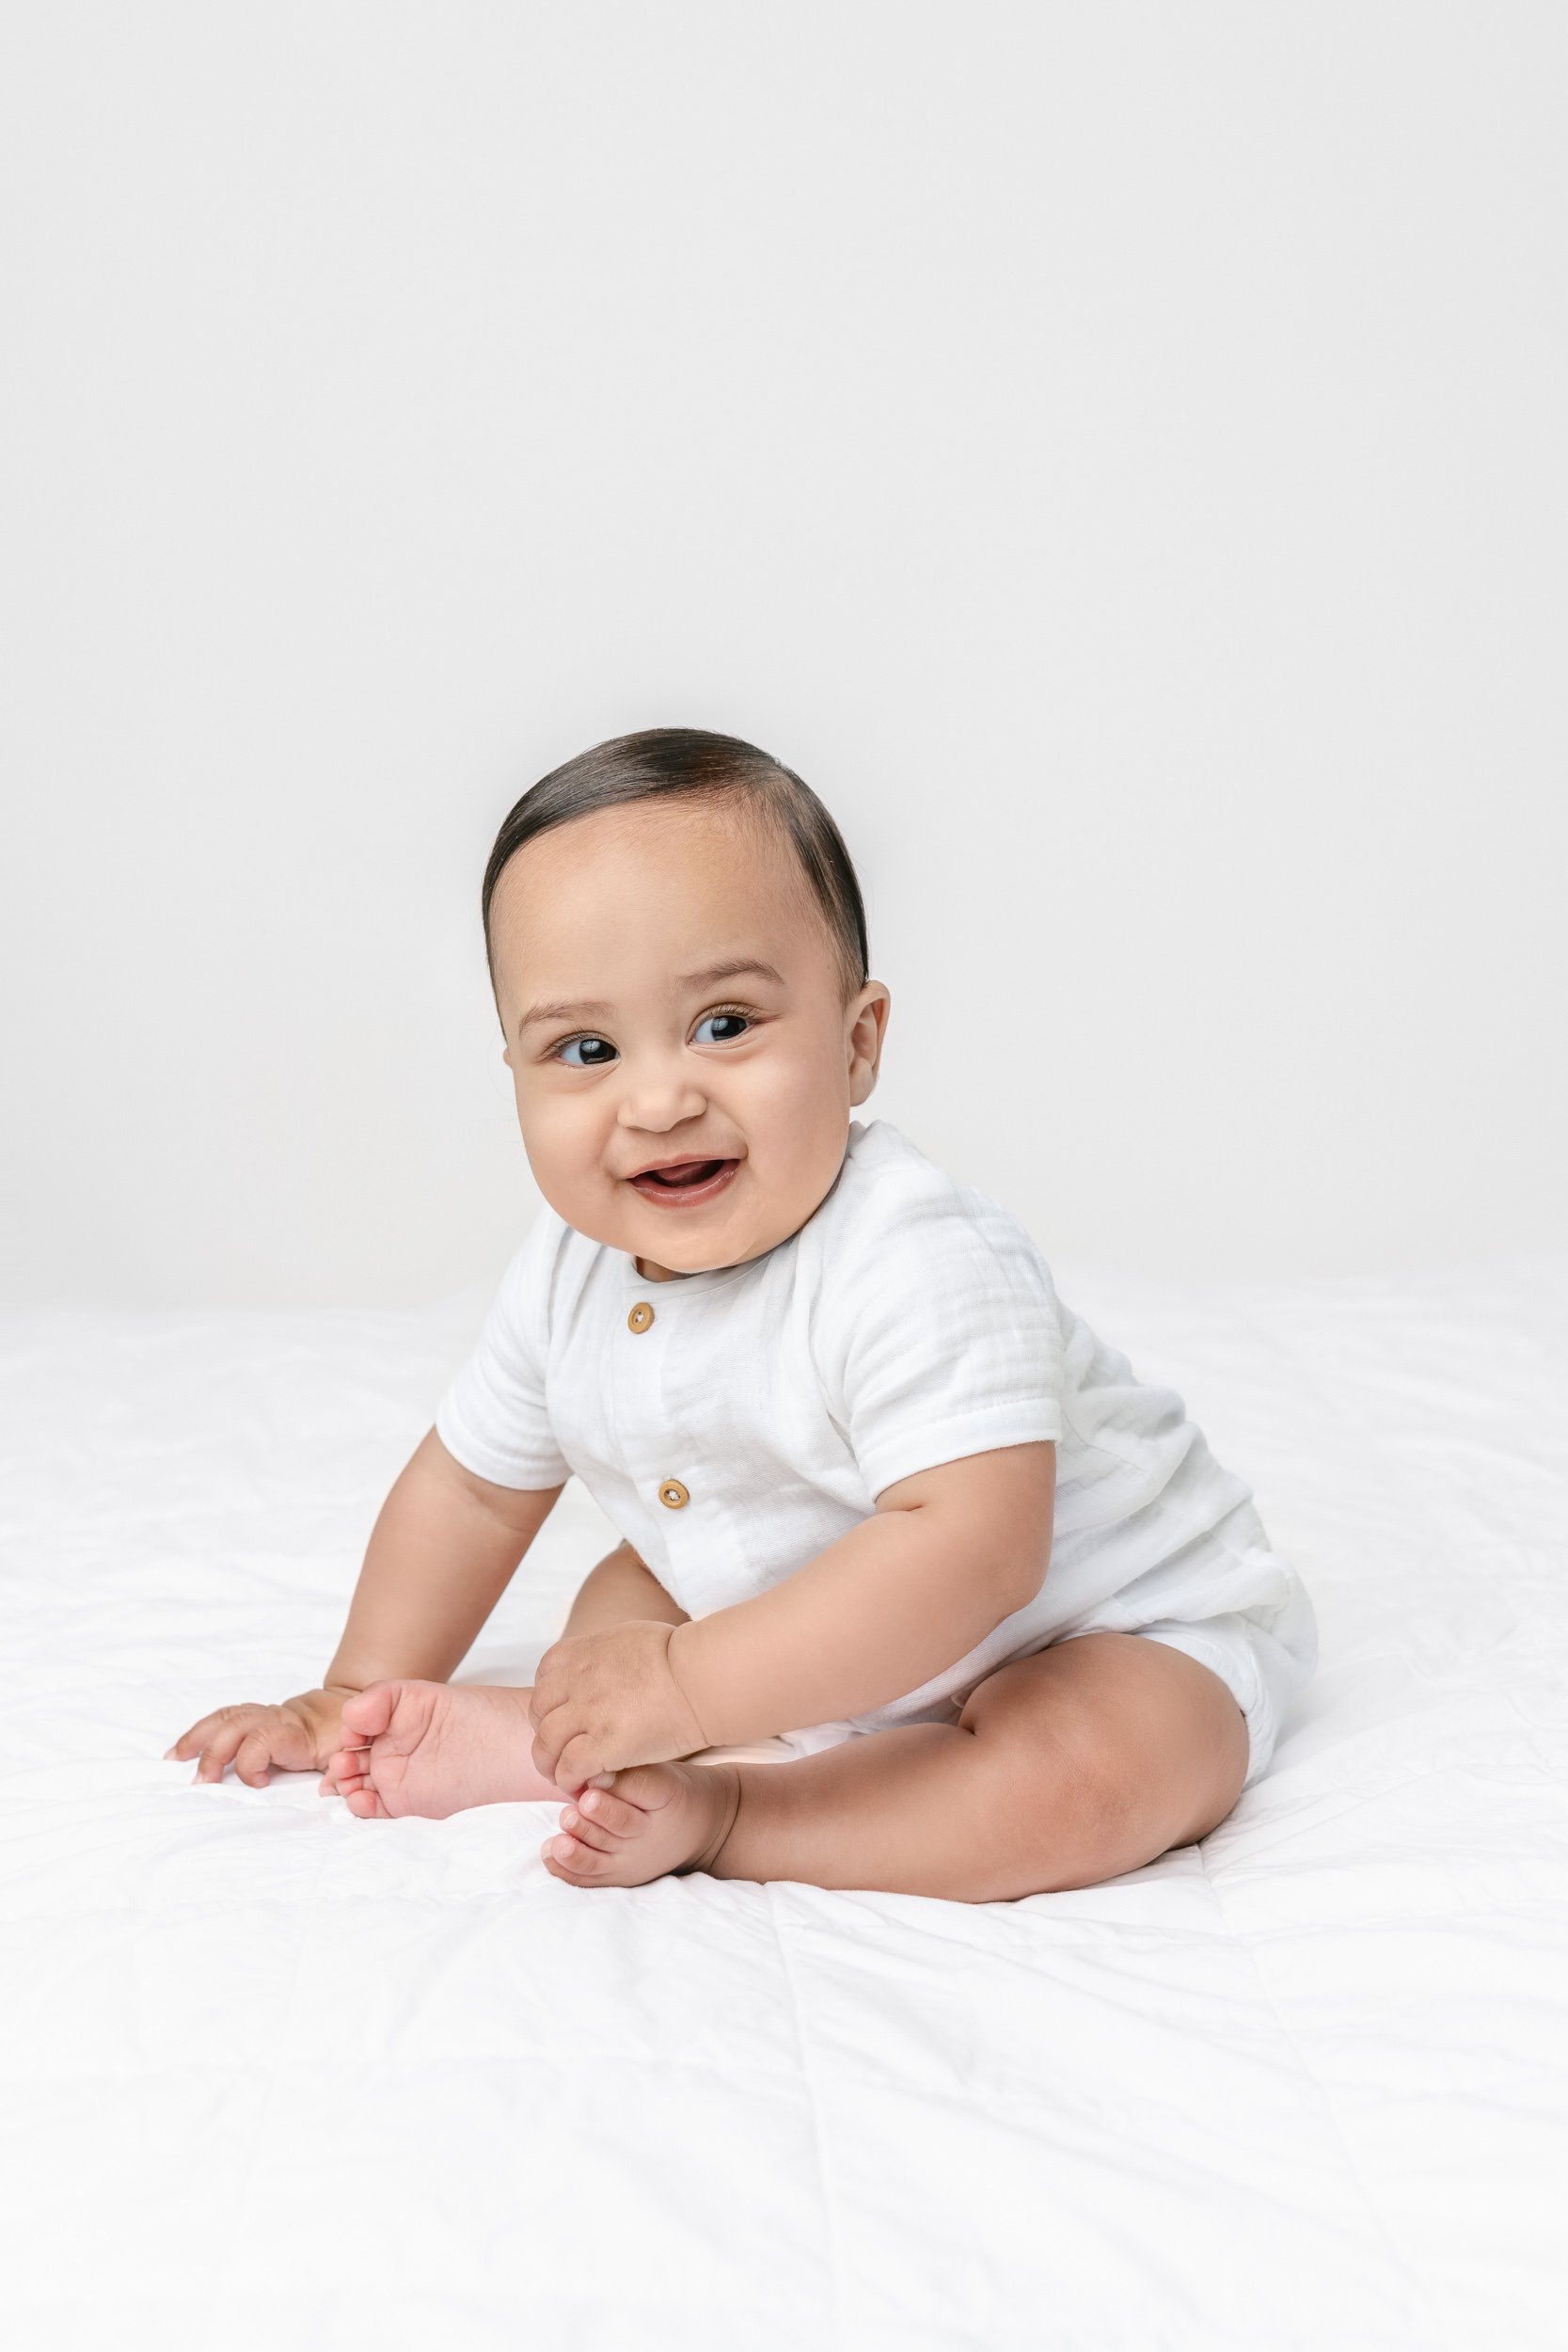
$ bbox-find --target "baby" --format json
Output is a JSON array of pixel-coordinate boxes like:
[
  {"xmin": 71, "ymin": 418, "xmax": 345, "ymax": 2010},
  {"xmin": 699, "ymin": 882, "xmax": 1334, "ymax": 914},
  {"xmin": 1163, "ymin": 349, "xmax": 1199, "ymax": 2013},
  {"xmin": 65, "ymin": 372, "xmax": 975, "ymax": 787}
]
[{"xmin": 167, "ymin": 728, "xmax": 1318, "ymax": 1901}]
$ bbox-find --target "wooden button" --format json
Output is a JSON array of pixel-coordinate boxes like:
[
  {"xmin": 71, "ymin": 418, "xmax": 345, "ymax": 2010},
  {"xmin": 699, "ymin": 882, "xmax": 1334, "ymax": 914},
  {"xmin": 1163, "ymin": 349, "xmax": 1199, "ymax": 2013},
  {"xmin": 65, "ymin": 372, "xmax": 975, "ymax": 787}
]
[
  {"xmin": 657, "ymin": 1478, "xmax": 690, "ymax": 1510},
  {"xmin": 627, "ymin": 1301, "xmax": 655, "ymax": 1334}
]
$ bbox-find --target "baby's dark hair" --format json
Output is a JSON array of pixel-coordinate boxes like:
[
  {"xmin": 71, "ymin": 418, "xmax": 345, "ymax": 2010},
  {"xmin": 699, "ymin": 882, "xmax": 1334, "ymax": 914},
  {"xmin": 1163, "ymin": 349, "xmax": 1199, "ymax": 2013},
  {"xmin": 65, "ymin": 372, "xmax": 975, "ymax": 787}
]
[{"xmin": 482, "ymin": 727, "xmax": 870, "ymax": 1000}]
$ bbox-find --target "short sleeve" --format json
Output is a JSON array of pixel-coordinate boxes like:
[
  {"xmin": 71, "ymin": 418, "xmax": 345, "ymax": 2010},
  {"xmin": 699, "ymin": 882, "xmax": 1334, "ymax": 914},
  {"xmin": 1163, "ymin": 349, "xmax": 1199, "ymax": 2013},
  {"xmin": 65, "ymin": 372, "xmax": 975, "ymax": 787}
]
[
  {"xmin": 812, "ymin": 1171, "xmax": 1064, "ymax": 1500},
  {"xmin": 435, "ymin": 1211, "xmax": 572, "ymax": 1489}
]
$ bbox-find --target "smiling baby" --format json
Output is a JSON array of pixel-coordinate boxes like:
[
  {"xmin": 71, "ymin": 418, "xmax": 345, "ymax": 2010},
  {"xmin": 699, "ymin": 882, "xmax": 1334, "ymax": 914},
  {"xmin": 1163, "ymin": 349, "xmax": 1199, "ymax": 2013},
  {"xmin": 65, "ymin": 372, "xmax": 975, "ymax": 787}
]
[{"xmin": 167, "ymin": 728, "xmax": 1317, "ymax": 1900}]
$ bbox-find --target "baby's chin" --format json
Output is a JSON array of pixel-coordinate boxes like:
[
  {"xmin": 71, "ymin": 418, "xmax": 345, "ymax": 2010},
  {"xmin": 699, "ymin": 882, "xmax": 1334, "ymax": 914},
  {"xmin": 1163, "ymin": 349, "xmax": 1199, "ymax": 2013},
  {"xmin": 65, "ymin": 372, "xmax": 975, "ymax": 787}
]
[
  {"xmin": 540, "ymin": 1161, "xmax": 836, "ymax": 1274},
  {"xmin": 625, "ymin": 1211, "xmax": 786, "ymax": 1279},
  {"xmin": 618, "ymin": 1192, "xmax": 816, "ymax": 1279}
]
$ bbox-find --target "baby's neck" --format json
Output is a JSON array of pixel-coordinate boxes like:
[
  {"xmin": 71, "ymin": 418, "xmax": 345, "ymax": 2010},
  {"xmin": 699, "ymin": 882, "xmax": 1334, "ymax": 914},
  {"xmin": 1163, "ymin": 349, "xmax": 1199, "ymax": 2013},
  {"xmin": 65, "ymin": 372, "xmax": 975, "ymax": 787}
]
[{"xmin": 634, "ymin": 1255, "xmax": 692, "ymax": 1284}]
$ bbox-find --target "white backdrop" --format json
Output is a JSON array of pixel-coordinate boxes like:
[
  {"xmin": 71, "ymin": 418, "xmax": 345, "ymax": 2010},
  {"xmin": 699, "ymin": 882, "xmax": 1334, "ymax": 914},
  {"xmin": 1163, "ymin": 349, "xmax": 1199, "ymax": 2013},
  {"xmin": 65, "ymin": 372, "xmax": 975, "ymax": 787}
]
[{"xmin": 1, "ymin": 2, "xmax": 1562, "ymax": 1307}]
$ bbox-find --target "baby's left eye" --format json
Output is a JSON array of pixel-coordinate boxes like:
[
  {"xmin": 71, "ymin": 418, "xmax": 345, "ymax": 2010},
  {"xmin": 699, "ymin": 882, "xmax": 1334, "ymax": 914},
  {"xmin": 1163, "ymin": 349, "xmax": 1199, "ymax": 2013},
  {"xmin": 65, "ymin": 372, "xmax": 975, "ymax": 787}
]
[{"xmin": 692, "ymin": 1010, "xmax": 752, "ymax": 1046}]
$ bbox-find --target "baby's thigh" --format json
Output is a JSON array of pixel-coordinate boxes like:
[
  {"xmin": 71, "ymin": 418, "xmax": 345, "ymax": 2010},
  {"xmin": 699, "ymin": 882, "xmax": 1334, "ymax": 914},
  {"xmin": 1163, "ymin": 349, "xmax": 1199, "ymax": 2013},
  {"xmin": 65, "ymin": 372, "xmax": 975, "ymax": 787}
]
[
  {"xmin": 958, "ymin": 1631, "xmax": 1249, "ymax": 1876},
  {"xmin": 562, "ymin": 1541, "xmax": 689, "ymax": 1636}
]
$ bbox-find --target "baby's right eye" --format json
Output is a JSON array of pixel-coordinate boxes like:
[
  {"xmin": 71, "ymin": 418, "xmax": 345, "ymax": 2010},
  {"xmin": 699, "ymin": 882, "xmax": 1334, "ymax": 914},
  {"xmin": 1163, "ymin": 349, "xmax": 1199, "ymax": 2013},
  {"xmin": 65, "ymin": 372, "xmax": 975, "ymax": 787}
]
[{"xmin": 556, "ymin": 1034, "xmax": 618, "ymax": 1068}]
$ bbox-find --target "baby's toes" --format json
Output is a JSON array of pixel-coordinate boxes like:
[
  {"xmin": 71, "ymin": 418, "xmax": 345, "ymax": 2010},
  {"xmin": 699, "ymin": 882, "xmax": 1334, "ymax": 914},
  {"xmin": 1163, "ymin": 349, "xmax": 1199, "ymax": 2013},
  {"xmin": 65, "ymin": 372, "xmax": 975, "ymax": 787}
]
[
  {"xmin": 344, "ymin": 1785, "xmax": 391, "ymax": 1820},
  {"xmin": 574, "ymin": 1785, "xmax": 641, "ymax": 1838},
  {"xmin": 553, "ymin": 1804, "xmax": 615, "ymax": 1854},
  {"xmin": 555, "ymin": 1788, "xmax": 639, "ymax": 1852},
  {"xmin": 544, "ymin": 1830, "xmax": 611, "ymax": 1880},
  {"xmin": 340, "ymin": 1682, "xmax": 400, "ymax": 1745},
  {"xmin": 322, "ymin": 1750, "xmax": 368, "ymax": 1798}
]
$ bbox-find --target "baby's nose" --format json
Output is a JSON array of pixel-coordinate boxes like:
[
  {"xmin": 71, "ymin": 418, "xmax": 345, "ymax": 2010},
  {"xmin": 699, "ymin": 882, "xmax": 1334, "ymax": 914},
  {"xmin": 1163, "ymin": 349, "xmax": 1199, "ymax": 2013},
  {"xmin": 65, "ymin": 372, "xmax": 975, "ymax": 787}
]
[{"xmin": 616, "ymin": 1065, "xmax": 708, "ymax": 1132}]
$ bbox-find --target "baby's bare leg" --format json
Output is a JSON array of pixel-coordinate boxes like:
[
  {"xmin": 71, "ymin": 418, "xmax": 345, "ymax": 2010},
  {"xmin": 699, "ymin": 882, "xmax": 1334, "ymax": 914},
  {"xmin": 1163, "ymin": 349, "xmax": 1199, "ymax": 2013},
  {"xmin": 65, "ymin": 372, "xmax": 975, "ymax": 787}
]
[
  {"xmin": 716, "ymin": 1634, "xmax": 1248, "ymax": 1898},
  {"xmin": 544, "ymin": 1634, "xmax": 1250, "ymax": 1900},
  {"xmin": 562, "ymin": 1542, "xmax": 689, "ymax": 1637},
  {"xmin": 325, "ymin": 1543, "xmax": 688, "ymax": 1820}
]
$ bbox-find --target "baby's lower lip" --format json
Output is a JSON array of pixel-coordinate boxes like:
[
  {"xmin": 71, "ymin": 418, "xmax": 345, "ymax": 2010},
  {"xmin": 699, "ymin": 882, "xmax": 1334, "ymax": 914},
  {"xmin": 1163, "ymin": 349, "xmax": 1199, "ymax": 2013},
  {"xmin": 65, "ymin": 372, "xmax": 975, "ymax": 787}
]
[{"xmin": 627, "ymin": 1157, "xmax": 741, "ymax": 1208}]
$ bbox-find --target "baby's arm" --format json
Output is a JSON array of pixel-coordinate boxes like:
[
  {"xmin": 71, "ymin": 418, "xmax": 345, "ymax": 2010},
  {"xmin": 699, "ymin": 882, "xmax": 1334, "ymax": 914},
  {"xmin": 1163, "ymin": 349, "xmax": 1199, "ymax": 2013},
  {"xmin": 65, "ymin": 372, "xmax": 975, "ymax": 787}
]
[
  {"xmin": 672, "ymin": 1442, "xmax": 1055, "ymax": 1745},
  {"xmin": 528, "ymin": 1442, "xmax": 1054, "ymax": 1788},
  {"xmin": 166, "ymin": 1429, "xmax": 562, "ymax": 1785},
  {"xmin": 322, "ymin": 1429, "xmax": 562, "ymax": 1690}
]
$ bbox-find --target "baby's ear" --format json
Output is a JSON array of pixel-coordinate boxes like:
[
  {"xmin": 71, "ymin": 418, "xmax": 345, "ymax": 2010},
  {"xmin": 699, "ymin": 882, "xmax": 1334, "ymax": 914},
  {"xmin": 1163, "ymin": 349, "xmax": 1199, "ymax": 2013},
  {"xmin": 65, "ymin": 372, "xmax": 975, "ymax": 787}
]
[{"xmin": 847, "ymin": 983, "xmax": 891, "ymax": 1102}]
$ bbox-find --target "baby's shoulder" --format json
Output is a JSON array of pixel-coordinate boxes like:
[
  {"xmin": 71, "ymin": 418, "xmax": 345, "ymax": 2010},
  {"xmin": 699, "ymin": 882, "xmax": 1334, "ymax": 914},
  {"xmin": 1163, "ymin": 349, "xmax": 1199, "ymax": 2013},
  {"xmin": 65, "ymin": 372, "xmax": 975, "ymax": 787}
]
[
  {"xmin": 797, "ymin": 1123, "xmax": 1064, "ymax": 1419},
  {"xmin": 496, "ymin": 1195, "xmax": 601, "ymax": 1328},
  {"xmin": 800, "ymin": 1120, "xmax": 1049, "ymax": 1292}
]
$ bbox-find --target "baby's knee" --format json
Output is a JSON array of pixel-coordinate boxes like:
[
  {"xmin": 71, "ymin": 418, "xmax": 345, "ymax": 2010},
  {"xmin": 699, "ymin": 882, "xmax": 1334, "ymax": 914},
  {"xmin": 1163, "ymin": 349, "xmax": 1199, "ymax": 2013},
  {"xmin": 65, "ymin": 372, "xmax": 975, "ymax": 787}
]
[
  {"xmin": 962, "ymin": 1677, "xmax": 1167, "ymax": 1883},
  {"xmin": 960, "ymin": 1709, "xmax": 1113, "ymax": 1857}
]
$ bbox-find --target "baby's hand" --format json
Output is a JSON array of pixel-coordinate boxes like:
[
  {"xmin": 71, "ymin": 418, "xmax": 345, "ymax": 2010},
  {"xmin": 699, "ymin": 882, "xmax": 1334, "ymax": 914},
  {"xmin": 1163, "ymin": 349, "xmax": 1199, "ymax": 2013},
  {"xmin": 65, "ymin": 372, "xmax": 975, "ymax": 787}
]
[
  {"xmin": 529, "ymin": 1621, "xmax": 708, "ymax": 1794},
  {"xmin": 165, "ymin": 1687, "xmax": 356, "ymax": 1788}
]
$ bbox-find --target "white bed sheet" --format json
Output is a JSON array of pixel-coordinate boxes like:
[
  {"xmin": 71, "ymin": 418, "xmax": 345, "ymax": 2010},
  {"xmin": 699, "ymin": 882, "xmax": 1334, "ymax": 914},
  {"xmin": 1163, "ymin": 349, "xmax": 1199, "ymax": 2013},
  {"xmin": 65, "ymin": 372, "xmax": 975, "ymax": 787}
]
[{"xmin": 3, "ymin": 1257, "xmax": 1566, "ymax": 2350}]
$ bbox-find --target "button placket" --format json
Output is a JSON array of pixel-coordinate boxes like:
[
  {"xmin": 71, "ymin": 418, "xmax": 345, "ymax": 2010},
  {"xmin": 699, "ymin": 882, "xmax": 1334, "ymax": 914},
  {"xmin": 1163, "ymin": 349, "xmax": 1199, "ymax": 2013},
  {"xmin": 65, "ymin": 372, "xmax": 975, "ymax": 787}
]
[{"xmin": 615, "ymin": 1284, "xmax": 693, "ymax": 1550}]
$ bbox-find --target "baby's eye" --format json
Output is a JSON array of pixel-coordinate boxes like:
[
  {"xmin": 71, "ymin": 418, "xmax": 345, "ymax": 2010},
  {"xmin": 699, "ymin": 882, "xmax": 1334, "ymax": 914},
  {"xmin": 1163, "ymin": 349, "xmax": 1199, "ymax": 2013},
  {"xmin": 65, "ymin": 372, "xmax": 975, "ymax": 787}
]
[
  {"xmin": 556, "ymin": 1034, "xmax": 618, "ymax": 1068},
  {"xmin": 692, "ymin": 1010, "xmax": 752, "ymax": 1046}
]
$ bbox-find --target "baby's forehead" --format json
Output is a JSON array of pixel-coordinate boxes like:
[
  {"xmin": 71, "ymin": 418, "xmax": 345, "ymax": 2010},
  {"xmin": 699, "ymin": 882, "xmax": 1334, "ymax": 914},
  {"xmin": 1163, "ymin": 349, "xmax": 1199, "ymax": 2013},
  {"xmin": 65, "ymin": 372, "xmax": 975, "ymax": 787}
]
[
  {"xmin": 588, "ymin": 792, "xmax": 790, "ymax": 871},
  {"xmin": 492, "ymin": 798, "xmax": 842, "ymax": 1004},
  {"xmin": 508, "ymin": 798, "xmax": 814, "ymax": 923}
]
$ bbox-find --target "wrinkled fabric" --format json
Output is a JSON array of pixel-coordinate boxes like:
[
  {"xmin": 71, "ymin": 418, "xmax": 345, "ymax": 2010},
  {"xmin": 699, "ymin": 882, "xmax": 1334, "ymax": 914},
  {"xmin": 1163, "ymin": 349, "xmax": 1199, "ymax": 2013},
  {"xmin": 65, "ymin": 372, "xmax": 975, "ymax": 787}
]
[{"xmin": 2, "ymin": 1258, "xmax": 1565, "ymax": 2352}]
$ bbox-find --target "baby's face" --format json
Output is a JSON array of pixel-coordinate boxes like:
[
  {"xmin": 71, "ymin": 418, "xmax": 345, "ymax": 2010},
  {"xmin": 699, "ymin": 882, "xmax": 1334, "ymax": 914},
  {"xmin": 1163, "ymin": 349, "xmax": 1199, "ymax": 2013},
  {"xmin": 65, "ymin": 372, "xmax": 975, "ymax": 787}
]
[{"xmin": 488, "ymin": 799, "xmax": 890, "ymax": 1279}]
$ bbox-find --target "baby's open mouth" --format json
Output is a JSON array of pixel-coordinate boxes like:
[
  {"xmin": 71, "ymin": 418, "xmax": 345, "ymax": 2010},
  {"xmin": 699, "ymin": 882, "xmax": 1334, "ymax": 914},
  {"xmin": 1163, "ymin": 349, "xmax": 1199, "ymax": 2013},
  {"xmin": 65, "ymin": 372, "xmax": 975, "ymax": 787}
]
[{"xmin": 627, "ymin": 1156, "xmax": 741, "ymax": 1206}]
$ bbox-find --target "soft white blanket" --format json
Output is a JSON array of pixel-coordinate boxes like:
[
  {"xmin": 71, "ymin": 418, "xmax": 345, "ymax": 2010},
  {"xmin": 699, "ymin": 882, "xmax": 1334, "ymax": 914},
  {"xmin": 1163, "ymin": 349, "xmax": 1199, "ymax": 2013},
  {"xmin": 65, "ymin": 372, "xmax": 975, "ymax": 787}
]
[{"xmin": 3, "ymin": 1259, "xmax": 1565, "ymax": 2350}]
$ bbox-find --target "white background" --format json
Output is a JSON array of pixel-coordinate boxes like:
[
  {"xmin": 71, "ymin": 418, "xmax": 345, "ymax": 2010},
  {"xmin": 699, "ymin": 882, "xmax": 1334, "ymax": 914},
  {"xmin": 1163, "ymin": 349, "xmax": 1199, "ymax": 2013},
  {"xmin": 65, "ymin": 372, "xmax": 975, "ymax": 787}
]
[{"xmin": 2, "ymin": 2, "xmax": 1562, "ymax": 1307}]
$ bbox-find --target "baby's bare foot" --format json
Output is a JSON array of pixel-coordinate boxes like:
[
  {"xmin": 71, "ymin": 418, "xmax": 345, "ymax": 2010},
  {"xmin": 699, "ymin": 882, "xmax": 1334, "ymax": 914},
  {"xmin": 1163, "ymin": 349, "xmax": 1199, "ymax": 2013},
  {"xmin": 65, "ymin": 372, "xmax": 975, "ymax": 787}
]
[
  {"xmin": 544, "ymin": 1761, "xmax": 740, "ymax": 1888},
  {"xmin": 326, "ymin": 1680, "xmax": 562, "ymax": 1819}
]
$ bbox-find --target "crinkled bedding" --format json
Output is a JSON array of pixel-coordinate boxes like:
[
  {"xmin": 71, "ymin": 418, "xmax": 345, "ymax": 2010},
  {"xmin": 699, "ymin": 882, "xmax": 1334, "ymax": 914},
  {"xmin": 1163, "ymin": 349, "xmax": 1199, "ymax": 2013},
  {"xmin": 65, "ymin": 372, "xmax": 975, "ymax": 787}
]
[{"xmin": 3, "ymin": 1258, "xmax": 1566, "ymax": 2350}]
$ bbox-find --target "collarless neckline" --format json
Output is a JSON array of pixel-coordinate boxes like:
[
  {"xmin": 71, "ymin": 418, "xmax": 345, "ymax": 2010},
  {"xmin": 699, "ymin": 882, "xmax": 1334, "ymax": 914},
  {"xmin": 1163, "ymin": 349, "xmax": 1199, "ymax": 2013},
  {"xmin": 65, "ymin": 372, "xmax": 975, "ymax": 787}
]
[{"xmin": 619, "ymin": 1254, "xmax": 754, "ymax": 1300}]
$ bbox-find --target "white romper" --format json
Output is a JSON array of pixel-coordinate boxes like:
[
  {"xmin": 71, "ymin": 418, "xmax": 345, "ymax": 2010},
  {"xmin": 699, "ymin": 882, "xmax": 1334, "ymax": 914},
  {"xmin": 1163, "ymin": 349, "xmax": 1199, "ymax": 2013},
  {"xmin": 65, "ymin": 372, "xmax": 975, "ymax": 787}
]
[{"xmin": 437, "ymin": 1119, "xmax": 1318, "ymax": 1788}]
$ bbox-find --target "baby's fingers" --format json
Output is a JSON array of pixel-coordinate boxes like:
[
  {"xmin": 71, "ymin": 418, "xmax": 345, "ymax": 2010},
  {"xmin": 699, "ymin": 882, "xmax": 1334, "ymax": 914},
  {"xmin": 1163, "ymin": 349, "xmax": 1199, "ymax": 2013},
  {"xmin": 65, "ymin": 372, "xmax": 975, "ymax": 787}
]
[
  {"xmin": 230, "ymin": 1730, "xmax": 274, "ymax": 1789},
  {"xmin": 188, "ymin": 1723, "xmax": 251, "ymax": 1785},
  {"xmin": 166, "ymin": 1707, "xmax": 266, "ymax": 1786},
  {"xmin": 552, "ymin": 1732, "xmax": 612, "ymax": 1795},
  {"xmin": 528, "ymin": 1655, "xmax": 565, "ymax": 1729},
  {"xmin": 164, "ymin": 1708, "xmax": 231, "ymax": 1764}
]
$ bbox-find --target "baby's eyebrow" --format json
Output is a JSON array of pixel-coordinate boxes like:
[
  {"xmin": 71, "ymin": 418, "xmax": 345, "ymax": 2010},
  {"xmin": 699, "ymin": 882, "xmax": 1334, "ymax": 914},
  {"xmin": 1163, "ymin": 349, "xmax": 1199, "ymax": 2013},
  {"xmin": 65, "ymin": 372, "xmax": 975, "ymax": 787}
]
[
  {"xmin": 516, "ymin": 960, "xmax": 785, "ymax": 1038},
  {"xmin": 677, "ymin": 958, "xmax": 786, "ymax": 993},
  {"xmin": 516, "ymin": 994, "xmax": 613, "ymax": 1034}
]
